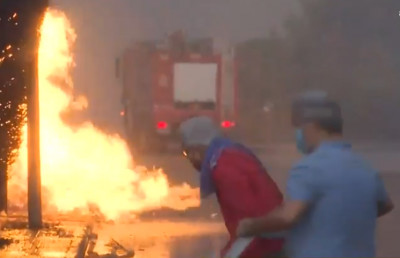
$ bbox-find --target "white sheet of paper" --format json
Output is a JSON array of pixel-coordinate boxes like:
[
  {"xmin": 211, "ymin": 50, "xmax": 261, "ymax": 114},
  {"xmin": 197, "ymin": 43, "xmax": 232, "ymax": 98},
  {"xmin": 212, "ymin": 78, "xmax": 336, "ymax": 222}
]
[{"xmin": 223, "ymin": 237, "xmax": 254, "ymax": 258}]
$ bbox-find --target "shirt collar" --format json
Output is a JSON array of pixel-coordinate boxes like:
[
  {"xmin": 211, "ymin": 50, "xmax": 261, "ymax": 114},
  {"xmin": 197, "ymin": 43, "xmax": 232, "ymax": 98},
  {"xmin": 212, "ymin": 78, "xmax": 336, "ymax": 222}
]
[
  {"xmin": 318, "ymin": 140, "xmax": 352, "ymax": 150},
  {"xmin": 199, "ymin": 137, "xmax": 234, "ymax": 199}
]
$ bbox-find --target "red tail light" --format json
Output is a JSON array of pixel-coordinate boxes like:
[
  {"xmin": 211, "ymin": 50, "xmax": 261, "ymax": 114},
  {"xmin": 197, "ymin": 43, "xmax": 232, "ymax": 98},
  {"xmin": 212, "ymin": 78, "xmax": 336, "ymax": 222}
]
[
  {"xmin": 156, "ymin": 121, "xmax": 168, "ymax": 130},
  {"xmin": 221, "ymin": 120, "xmax": 235, "ymax": 128}
]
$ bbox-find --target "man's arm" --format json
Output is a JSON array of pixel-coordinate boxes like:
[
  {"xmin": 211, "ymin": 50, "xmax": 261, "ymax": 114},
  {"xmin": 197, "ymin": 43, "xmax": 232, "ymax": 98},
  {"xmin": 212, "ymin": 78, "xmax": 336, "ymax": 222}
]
[
  {"xmin": 237, "ymin": 165, "xmax": 320, "ymax": 237},
  {"xmin": 237, "ymin": 201, "xmax": 308, "ymax": 236},
  {"xmin": 376, "ymin": 173, "xmax": 394, "ymax": 217}
]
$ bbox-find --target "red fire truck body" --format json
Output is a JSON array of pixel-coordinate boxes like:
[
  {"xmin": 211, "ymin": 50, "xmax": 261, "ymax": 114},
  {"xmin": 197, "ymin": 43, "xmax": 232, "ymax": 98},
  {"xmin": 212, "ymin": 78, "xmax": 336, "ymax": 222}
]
[{"xmin": 121, "ymin": 33, "xmax": 237, "ymax": 152}]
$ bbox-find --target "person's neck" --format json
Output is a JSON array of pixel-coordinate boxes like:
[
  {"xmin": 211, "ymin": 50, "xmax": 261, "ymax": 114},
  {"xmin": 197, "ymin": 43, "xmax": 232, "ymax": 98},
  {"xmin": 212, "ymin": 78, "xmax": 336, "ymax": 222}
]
[{"xmin": 318, "ymin": 134, "xmax": 344, "ymax": 145}]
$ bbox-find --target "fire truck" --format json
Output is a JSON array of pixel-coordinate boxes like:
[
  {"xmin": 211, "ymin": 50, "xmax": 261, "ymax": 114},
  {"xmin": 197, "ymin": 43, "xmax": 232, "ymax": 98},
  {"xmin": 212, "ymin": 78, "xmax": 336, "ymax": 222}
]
[{"xmin": 119, "ymin": 31, "xmax": 238, "ymax": 153}]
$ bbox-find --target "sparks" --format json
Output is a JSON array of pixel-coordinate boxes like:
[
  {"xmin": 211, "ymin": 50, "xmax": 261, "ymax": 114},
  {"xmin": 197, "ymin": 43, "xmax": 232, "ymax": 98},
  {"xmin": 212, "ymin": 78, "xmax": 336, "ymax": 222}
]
[{"xmin": 8, "ymin": 9, "xmax": 200, "ymax": 221}]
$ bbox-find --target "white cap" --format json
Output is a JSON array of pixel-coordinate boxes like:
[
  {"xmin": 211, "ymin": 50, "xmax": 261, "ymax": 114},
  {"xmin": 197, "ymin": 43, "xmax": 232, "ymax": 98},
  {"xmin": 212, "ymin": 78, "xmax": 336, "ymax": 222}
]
[{"xmin": 179, "ymin": 116, "xmax": 221, "ymax": 147}]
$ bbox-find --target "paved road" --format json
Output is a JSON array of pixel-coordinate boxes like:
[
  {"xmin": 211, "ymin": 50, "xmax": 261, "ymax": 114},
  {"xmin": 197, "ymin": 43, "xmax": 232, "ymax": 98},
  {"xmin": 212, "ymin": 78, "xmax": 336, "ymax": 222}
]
[
  {"xmin": 0, "ymin": 222, "xmax": 86, "ymax": 257},
  {"xmin": 1, "ymin": 144, "xmax": 397, "ymax": 257},
  {"xmin": 124, "ymin": 144, "xmax": 400, "ymax": 258}
]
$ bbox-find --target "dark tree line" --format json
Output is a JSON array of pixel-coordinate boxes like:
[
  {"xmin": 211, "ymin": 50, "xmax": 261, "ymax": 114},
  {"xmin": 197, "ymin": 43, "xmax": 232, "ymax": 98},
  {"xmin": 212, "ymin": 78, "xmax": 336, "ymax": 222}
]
[
  {"xmin": 237, "ymin": 0, "xmax": 400, "ymax": 142},
  {"xmin": 0, "ymin": 0, "xmax": 48, "ymax": 212}
]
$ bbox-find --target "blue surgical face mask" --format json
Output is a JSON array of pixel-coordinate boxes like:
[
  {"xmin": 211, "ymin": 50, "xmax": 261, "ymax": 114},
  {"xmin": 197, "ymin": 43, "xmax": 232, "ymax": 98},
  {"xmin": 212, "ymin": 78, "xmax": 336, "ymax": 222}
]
[{"xmin": 295, "ymin": 128, "xmax": 308, "ymax": 154}]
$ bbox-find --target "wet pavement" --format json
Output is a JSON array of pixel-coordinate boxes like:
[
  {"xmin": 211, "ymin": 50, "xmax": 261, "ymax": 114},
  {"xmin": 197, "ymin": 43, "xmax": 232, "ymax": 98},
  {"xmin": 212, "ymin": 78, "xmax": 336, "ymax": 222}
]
[
  {"xmin": 133, "ymin": 143, "xmax": 400, "ymax": 258},
  {"xmin": 0, "ymin": 220, "xmax": 228, "ymax": 257},
  {"xmin": 1, "ymin": 143, "xmax": 399, "ymax": 257},
  {"xmin": 95, "ymin": 221, "xmax": 227, "ymax": 258},
  {"xmin": 0, "ymin": 222, "xmax": 86, "ymax": 257}
]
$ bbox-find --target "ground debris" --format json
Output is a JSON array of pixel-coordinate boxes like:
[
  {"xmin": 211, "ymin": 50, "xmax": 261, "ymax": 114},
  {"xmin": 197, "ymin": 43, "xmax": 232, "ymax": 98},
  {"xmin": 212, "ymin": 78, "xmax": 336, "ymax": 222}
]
[
  {"xmin": 0, "ymin": 219, "xmax": 85, "ymax": 257},
  {"xmin": 86, "ymin": 238, "xmax": 135, "ymax": 257},
  {"xmin": 0, "ymin": 216, "xmax": 136, "ymax": 257},
  {"xmin": 0, "ymin": 217, "xmax": 59, "ymax": 230},
  {"xmin": 0, "ymin": 237, "xmax": 12, "ymax": 248},
  {"xmin": 77, "ymin": 225, "xmax": 134, "ymax": 258}
]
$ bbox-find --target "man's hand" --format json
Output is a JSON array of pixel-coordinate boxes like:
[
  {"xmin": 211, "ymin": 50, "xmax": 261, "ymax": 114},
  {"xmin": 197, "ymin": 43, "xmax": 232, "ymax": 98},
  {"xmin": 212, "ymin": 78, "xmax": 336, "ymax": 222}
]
[
  {"xmin": 236, "ymin": 218, "xmax": 258, "ymax": 237},
  {"xmin": 236, "ymin": 201, "xmax": 308, "ymax": 238}
]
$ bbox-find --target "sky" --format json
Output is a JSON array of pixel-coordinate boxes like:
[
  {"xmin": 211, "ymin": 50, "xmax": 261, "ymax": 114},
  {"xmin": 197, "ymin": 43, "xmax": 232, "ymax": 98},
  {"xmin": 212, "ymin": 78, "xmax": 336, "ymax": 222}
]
[{"xmin": 51, "ymin": 0, "xmax": 299, "ymax": 134}]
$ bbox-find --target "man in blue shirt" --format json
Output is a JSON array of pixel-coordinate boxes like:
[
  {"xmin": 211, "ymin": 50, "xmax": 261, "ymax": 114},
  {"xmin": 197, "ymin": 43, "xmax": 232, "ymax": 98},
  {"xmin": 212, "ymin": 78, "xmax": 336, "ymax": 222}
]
[{"xmin": 236, "ymin": 92, "xmax": 394, "ymax": 257}]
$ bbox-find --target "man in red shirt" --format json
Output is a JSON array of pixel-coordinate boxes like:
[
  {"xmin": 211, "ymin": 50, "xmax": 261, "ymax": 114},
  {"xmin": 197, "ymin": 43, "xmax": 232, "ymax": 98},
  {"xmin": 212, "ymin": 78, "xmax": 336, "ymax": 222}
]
[{"xmin": 179, "ymin": 116, "xmax": 285, "ymax": 257}]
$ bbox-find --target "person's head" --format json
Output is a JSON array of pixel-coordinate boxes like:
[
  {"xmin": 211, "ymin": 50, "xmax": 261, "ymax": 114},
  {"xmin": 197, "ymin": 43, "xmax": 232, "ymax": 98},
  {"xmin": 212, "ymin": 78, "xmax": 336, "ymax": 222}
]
[
  {"xmin": 291, "ymin": 91, "xmax": 343, "ymax": 154},
  {"xmin": 179, "ymin": 116, "xmax": 221, "ymax": 171}
]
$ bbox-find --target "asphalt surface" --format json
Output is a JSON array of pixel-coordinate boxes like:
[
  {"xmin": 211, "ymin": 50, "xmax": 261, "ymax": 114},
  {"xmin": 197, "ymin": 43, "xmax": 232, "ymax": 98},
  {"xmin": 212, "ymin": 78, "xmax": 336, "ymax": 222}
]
[
  {"xmin": 1, "ymin": 143, "xmax": 398, "ymax": 257},
  {"xmin": 0, "ymin": 222, "xmax": 87, "ymax": 257},
  {"xmin": 127, "ymin": 143, "xmax": 400, "ymax": 258}
]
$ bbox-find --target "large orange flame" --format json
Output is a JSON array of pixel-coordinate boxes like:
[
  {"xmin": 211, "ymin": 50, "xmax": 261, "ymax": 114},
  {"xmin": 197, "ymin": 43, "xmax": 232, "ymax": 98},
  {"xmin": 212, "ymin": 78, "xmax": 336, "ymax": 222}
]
[{"xmin": 8, "ymin": 9, "xmax": 199, "ymax": 220}]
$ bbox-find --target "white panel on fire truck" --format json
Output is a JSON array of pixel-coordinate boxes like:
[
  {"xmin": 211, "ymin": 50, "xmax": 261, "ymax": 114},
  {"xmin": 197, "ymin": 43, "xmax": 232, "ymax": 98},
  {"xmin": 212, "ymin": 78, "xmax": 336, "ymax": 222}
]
[{"xmin": 173, "ymin": 63, "xmax": 217, "ymax": 102}]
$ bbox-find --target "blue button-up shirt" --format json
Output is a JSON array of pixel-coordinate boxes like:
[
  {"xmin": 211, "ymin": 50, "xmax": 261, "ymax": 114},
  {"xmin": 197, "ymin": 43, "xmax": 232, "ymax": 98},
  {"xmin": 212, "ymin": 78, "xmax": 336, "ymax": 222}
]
[{"xmin": 285, "ymin": 141, "xmax": 389, "ymax": 258}]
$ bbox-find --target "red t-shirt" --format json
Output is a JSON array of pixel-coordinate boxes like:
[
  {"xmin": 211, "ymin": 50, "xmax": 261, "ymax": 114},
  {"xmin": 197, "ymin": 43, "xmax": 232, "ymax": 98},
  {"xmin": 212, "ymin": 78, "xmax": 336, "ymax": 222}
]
[{"xmin": 212, "ymin": 148, "xmax": 284, "ymax": 257}]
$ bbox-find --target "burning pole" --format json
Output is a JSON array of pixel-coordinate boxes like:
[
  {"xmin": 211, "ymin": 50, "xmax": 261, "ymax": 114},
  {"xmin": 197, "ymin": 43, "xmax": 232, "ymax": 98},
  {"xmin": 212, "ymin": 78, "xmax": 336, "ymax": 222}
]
[
  {"xmin": 25, "ymin": 0, "xmax": 48, "ymax": 229},
  {"xmin": 26, "ymin": 35, "xmax": 42, "ymax": 229},
  {"xmin": 0, "ymin": 0, "xmax": 47, "ymax": 221}
]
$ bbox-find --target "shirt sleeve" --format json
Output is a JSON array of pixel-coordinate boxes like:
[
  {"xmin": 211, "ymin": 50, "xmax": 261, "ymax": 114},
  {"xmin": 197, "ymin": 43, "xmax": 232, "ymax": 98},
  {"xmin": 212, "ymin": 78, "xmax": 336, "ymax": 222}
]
[
  {"xmin": 286, "ymin": 164, "xmax": 321, "ymax": 203},
  {"xmin": 375, "ymin": 172, "xmax": 389, "ymax": 203}
]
